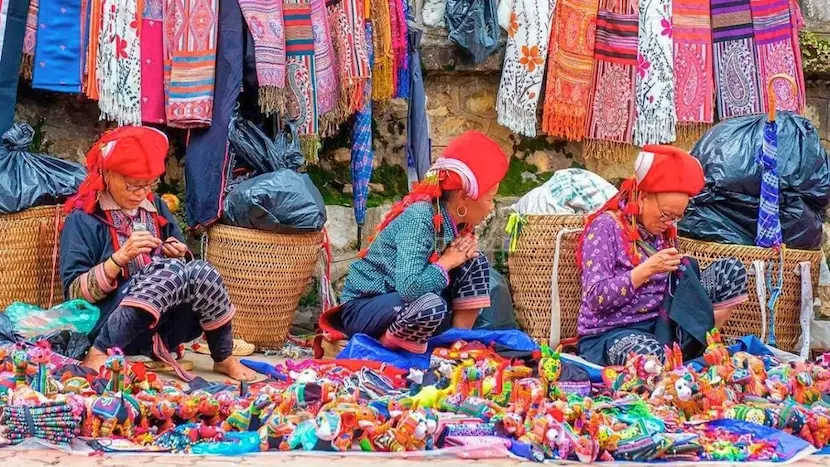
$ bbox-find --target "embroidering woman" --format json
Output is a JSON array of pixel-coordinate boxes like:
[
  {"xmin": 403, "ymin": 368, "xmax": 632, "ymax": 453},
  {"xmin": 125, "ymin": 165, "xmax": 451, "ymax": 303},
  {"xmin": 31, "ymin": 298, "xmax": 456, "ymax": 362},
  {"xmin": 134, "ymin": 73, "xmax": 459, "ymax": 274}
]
[
  {"xmin": 59, "ymin": 127, "xmax": 254, "ymax": 382},
  {"xmin": 319, "ymin": 131, "xmax": 508, "ymax": 354},
  {"xmin": 577, "ymin": 145, "xmax": 749, "ymax": 366}
]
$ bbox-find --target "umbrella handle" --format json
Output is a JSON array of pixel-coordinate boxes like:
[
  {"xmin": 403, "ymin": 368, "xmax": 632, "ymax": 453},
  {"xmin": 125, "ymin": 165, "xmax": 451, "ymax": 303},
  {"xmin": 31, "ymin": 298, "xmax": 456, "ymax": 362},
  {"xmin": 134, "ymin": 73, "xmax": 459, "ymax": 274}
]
[{"xmin": 767, "ymin": 73, "xmax": 797, "ymax": 122}]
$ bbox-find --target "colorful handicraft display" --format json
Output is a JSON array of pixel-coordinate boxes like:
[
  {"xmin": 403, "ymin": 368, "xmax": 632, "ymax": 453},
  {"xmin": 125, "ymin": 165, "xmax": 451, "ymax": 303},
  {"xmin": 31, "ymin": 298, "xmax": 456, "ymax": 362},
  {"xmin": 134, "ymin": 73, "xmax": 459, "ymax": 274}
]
[{"xmin": 0, "ymin": 330, "xmax": 829, "ymax": 461}]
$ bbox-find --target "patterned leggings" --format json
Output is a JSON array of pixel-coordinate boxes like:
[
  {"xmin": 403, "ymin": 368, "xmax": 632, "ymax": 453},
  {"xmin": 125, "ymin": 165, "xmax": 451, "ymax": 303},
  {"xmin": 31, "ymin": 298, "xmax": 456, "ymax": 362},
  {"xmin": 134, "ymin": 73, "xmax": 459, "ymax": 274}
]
[{"xmin": 341, "ymin": 256, "xmax": 491, "ymax": 348}]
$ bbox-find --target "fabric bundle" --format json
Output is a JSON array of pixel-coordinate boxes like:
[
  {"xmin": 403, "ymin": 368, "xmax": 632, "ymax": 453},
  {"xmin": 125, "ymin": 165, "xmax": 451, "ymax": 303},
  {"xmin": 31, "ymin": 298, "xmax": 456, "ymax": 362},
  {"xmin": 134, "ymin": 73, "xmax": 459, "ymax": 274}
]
[
  {"xmin": 673, "ymin": 0, "xmax": 714, "ymax": 141},
  {"xmin": 584, "ymin": 0, "xmax": 638, "ymax": 162},
  {"xmin": 238, "ymin": 0, "xmax": 286, "ymax": 115},
  {"xmin": 496, "ymin": 0, "xmax": 556, "ymax": 137},
  {"xmin": 749, "ymin": 0, "xmax": 803, "ymax": 113},
  {"xmin": 31, "ymin": 0, "xmax": 88, "ymax": 93},
  {"xmin": 370, "ymin": 0, "xmax": 395, "ymax": 101},
  {"xmin": 20, "ymin": 0, "xmax": 38, "ymax": 79},
  {"xmin": 541, "ymin": 0, "xmax": 599, "ymax": 141},
  {"xmin": 711, "ymin": 0, "xmax": 762, "ymax": 119},
  {"xmin": 163, "ymin": 0, "xmax": 218, "ymax": 128},
  {"xmin": 97, "ymin": 0, "xmax": 141, "ymax": 124},
  {"xmin": 633, "ymin": 0, "xmax": 676, "ymax": 146},
  {"xmin": 310, "ymin": 0, "xmax": 339, "ymax": 117},
  {"xmin": 141, "ymin": 0, "xmax": 165, "ymax": 123},
  {"xmin": 283, "ymin": 0, "xmax": 319, "ymax": 160},
  {"xmin": 324, "ymin": 0, "xmax": 371, "ymax": 129},
  {"xmin": 1, "ymin": 402, "xmax": 80, "ymax": 445}
]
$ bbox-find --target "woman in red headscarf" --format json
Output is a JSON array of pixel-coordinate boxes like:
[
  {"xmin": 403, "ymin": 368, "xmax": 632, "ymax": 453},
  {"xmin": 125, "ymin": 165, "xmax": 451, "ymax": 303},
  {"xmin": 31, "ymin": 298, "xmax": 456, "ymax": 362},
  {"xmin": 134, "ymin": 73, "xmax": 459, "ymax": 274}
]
[
  {"xmin": 60, "ymin": 127, "xmax": 254, "ymax": 382},
  {"xmin": 576, "ymin": 145, "xmax": 749, "ymax": 366},
  {"xmin": 319, "ymin": 131, "xmax": 509, "ymax": 354}
]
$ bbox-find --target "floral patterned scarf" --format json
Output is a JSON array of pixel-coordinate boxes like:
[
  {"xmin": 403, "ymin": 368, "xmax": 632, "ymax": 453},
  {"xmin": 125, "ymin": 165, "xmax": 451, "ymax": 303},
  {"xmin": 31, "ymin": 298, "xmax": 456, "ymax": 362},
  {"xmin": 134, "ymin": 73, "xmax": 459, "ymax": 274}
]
[
  {"xmin": 633, "ymin": 0, "xmax": 676, "ymax": 146},
  {"xmin": 496, "ymin": 0, "xmax": 555, "ymax": 137},
  {"xmin": 97, "ymin": 0, "xmax": 142, "ymax": 124},
  {"xmin": 311, "ymin": 0, "xmax": 339, "ymax": 116},
  {"xmin": 20, "ymin": 0, "xmax": 37, "ymax": 79}
]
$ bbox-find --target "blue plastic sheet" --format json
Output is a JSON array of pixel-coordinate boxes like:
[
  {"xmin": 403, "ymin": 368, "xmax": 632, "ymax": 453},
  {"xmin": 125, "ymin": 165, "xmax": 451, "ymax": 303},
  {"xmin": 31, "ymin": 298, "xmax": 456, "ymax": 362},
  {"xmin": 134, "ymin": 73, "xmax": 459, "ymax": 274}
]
[{"xmin": 337, "ymin": 328, "xmax": 538, "ymax": 370}]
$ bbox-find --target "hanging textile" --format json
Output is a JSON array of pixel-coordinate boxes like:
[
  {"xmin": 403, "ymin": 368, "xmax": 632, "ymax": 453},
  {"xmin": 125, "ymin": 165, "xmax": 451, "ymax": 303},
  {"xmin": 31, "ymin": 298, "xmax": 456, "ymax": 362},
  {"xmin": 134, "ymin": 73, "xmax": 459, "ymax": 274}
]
[
  {"xmin": 141, "ymin": 0, "xmax": 165, "ymax": 123},
  {"xmin": 633, "ymin": 0, "xmax": 676, "ymax": 146},
  {"xmin": 390, "ymin": 0, "xmax": 408, "ymax": 98},
  {"xmin": 541, "ymin": 0, "xmax": 598, "ymax": 141},
  {"xmin": 370, "ymin": 0, "xmax": 394, "ymax": 100},
  {"xmin": 238, "ymin": 0, "xmax": 286, "ymax": 115},
  {"xmin": 20, "ymin": 0, "xmax": 36, "ymax": 79},
  {"xmin": 351, "ymin": 22, "xmax": 374, "ymax": 245},
  {"xmin": 184, "ymin": 0, "xmax": 245, "ymax": 228},
  {"xmin": 749, "ymin": 0, "xmax": 803, "ymax": 113},
  {"xmin": 311, "ymin": 0, "xmax": 339, "ymax": 118},
  {"xmin": 284, "ymin": 0, "xmax": 319, "ymax": 161},
  {"xmin": 324, "ymin": 0, "xmax": 370, "ymax": 129},
  {"xmin": 787, "ymin": 0, "xmax": 806, "ymax": 113},
  {"xmin": 672, "ymin": 0, "xmax": 714, "ymax": 141},
  {"xmin": 85, "ymin": 0, "xmax": 102, "ymax": 99},
  {"xmin": 755, "ymin": 118, "xmax": 782, "ymax": 248},
  {"xmin": 496, "ymin": 0, "xmax": 555, "ymax": 137},
  {"xmin": 96, "ymin": 0, "xmax": 141, "ymax": 124},
  {"xmin": 406, "ymin": 25, "xmax": 431, "ymax": 182},
  {"xmin": 0, "ymin": 0, "xmax": 32, "ymax": 134},
  {"xmin": 584, "ymin": 0, "xmax": 638, "ymax": 162},
  {"xmin": 164, "ymin": 0, "xmax": 218, "ymax": 128},
  {"xmin": 31, "ymin": 0, "xmax": 88, "ymax": 93},
  {"xmin": 711, "ymin": 0, "xmax": 762, "ymax": 119}
]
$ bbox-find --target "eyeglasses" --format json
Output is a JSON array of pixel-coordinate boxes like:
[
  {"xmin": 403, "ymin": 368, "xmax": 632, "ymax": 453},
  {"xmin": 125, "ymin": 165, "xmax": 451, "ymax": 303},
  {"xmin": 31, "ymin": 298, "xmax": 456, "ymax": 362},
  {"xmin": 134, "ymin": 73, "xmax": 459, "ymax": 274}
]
[
  {"xmin": 654, "ymin": 196, "xmax": 685, "ymax": 223},
  {"xmin": 124, "ymin": 180, "xmax": 159, "ymax": 193}
]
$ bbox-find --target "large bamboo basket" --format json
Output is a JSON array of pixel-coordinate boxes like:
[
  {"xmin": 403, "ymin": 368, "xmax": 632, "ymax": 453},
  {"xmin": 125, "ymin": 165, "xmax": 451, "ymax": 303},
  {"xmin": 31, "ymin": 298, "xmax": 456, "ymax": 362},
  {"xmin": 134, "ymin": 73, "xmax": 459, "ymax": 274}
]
[
  {"xmin": 507, "ymin": 215, "xmax": 585, "ymax": 346},
  {"xmin": 0, "ymin": 206, "xmax": 65, "ymax": 310},
  {"xmin": 677, "ymin": 238, "xmax": 822, "ymax": 353},
  {"xmin": 206, "ymin": 225, "xmax": 323, "ymax": 349}
]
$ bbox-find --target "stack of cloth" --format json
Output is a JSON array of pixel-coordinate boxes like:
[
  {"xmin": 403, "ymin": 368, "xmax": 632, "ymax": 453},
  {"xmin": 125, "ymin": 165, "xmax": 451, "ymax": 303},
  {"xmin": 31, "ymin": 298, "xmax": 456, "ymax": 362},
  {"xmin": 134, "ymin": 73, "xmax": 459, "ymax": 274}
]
[{"xmin": 0, "ymin": 400, "xmax": 80, "ymax": 445}]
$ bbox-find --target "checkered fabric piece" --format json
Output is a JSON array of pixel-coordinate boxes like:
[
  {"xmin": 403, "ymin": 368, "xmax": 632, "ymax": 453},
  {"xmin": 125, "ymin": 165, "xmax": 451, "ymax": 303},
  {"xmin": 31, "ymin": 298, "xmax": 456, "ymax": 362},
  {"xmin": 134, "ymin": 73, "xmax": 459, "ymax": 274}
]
[
  {"xmin": 699, "ymin": 257, "xmax": 748, "ymax": 305},
  {"xmin": 451, "ymin": 255, "xmax": 491, "ymax": 310},
  {"xmin": 387, "ymin": 292, "xmax": 449, "ymax": 344}
]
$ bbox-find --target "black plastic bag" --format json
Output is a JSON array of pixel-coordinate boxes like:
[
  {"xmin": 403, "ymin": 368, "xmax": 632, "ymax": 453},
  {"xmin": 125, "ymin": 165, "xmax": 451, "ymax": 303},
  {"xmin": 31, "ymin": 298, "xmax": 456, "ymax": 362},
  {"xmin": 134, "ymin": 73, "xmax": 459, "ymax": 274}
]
[
  {"xmin": 228, "ymin": 114, "xmax": 304, "ymax": 174},
  {"xmin": 679, "ymin": 112, "xmax": 830, "ymax": 250},
  {"xmin": 445, "ymin": 0, "xmax": 499, "ymax": 64},
  {"xmin": 222, "ymin": 170, "xmax": 326, "ymax": 233},
  {"xmin": 0, "ymin": 123, "xmax": 87, "ymax": 214}
]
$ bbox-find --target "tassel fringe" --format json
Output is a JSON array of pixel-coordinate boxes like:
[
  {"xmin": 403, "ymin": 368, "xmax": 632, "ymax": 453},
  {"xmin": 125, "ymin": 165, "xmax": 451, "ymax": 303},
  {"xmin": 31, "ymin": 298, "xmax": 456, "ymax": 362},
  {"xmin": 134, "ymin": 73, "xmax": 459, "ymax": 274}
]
[
  {"xmin": 372, "ymin": 56, "xmax": 394, "ymax": 101},
  {"xmin": 675, "ymin": 122, "xmax": 712, "ymax": 150},
  {"xmin": 301, "ymin": 135, "xmax": 321, "ymax": 164},
  {"xmin": 258, "ymin": 86, "xmax": 287, "ymax": 116},
  {"xmin": 20, "ymin": 55, "xmax": 33, "ymax": 80},
  {"xmin": 633, "ymin": 116, "xmax": 677, "ymax": 147},
  {"xmin": 497, "ymin": 99, "xmax": 537, "ymax": 138},
  {"xmin": 584, "ymin": 139, "xmax": 632, "ymax": 164},
  {"xmin": 542, "ymin": 110, "xmax": 587, "ymax": 141}
]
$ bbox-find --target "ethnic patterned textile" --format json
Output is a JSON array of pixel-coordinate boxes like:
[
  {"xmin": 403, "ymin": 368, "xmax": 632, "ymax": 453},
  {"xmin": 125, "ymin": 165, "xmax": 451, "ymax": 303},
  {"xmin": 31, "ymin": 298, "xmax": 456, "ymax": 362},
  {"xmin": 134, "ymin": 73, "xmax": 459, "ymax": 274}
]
[{"xmin": 711, "ymin": 0, "xmax": 762, "ymax": 119}]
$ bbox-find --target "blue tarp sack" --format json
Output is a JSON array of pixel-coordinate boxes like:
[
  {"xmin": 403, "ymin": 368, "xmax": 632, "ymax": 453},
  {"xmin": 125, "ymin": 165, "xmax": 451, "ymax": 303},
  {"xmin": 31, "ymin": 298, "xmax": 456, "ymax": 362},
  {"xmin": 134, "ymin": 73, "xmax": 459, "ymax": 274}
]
[{"xmin": 0, "ymin": 123, "xmax": 86, "ymax": 214}]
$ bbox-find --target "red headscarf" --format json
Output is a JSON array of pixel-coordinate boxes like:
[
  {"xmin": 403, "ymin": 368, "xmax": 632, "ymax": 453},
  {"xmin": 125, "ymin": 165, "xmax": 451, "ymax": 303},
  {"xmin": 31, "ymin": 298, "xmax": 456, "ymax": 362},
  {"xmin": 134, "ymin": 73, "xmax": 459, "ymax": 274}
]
[
  {"xmin": 577, "ymin": 144, "xmax": 705, "ymax": 267},
  {"xmin": 65, "ymin": 127, "xmax": 169, "ymax": 214},
  {"xmin": 359, "ymin": 131, "xmax": 508, "ymax": 257}
]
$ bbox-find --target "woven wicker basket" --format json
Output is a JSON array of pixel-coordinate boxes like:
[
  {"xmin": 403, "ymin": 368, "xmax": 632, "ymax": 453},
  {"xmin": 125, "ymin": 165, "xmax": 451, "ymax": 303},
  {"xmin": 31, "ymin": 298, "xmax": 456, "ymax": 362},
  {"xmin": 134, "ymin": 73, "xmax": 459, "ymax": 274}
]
[
  {"xmin": 205, "ymin": 224, "xmax": 322, "ymax": 350},
  {"xmin": 677, "ymin": 238, "xmax": 822, "ymax": 353},
  {"xmin": 0, "ymin": 206, "xmax": 65, "ymax": 310},
  {"xmin": 507, "ymin": 215, "xmax": 585, "ymax": 346}
]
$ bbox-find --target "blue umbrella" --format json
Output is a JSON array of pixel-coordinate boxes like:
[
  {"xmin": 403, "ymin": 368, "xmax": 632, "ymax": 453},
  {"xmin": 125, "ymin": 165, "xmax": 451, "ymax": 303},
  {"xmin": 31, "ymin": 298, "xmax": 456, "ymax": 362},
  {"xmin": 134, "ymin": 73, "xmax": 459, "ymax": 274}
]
[
  {"xmin": 350, "ymin": 23, "xmax": 376, "ymax": 248},
  {"xmin": 754, "ymin": 118, "xmax": 782, "ymax": 249}
]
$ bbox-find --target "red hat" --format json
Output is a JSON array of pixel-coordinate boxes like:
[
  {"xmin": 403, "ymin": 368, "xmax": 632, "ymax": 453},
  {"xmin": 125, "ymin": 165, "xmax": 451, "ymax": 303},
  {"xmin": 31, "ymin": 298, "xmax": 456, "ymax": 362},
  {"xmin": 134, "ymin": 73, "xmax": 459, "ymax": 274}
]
[
  {"xmin": 634, "ymin": 144, "xmax": 705, "ymax": 196},
  {"xmin": 432, "ymin": 131, "xmax": 508, "ymax": 199},
  {"xmin": 65, "ymin": 126, "xmax": 169, "ymax": 214}
]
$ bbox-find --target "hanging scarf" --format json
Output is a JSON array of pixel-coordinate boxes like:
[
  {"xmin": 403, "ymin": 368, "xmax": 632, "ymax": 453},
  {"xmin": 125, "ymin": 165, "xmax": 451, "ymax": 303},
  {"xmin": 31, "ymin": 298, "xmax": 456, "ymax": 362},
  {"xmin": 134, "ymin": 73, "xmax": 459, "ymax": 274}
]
[
  {"xmin": 750, "ymin": 0, "xmax": 803, "ymax": 113},
  {"xmin": 31, "ymin": 0, "xmax": 88, "ymax": 93},
  {"xmin": 390, "ymin": 0, "xmax": 408, "ymax": 98},
  {"xmin": 788, "ymin": 0, "xmax": 806, "ymax": 112},
  {"xmin": 633, "ymin": 0, "xmax": 676, "ymax": 146},
  {"xmin": 284, "ymin": 0, "xmax": 319, "ymax": 161},
  {"xmin": 141, "ymin": 0, "xmax": 165, "ymax": 123},
  {"xmin": 323, "ymin": 0, "xmax": 370, "ymax": 130},
  {"xmin": 85, "ymin": 0, "xmax": 102, "ymax": 99},
  {"xmin": 711, "ymin": 0, "xmax": 762, "ymax": 119},
  {"xmin": 584, "ymin": 0, "xmax": 638, "ymax": 162},
  {"xmin": 673, "ymin": 0, "xmax": 714, "ymax": 142},
  {"xmin": 370, "ymin": 0, "xmax": 394, "ymax": 100},
  {"xmin": 0, "ymin": 0, "xmax": 31, "ymax": 134},
  {"xmin": 163, "ymin": 0, "xmax": 218, "ymax": 128},
  {"xmin": 20, "ymin": 0, "xmax": 37, "ymax": 79},
  {"xmin": 97, "ymin": 0, "xmax": 141, "ymax": 124},
  {"xmin": 311, "ymin": 0, "xmax": 339, "ymax": 116},
  {"xmin": 496, "ymin": 0, "xmax": 555, "ymax": 137},
  {"xmin": 238, "ymin": 0, "xmax": 286, "ymax": 115},
  {"xmin": 541, "ymin": 0, "xmax": 598, "ymax": 141}
]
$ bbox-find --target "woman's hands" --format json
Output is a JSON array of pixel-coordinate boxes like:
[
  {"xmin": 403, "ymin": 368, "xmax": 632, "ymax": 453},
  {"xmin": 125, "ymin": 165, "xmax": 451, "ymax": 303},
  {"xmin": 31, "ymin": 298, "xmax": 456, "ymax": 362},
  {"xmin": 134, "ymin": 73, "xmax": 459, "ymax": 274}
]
[
  {"xmin": 631, "ymin": 247, "xmax": 681, "ymax": 289},
  {"xmin": 436, "ymin": 233, "xmax": 480, "ymax": 271},
  {"xmin": 160, "ymin": 237, "xmax": 188, "ymax": 258},
  {"xmin": 113, "ymin": 231, "xmax": 161, "ymax": 265}
]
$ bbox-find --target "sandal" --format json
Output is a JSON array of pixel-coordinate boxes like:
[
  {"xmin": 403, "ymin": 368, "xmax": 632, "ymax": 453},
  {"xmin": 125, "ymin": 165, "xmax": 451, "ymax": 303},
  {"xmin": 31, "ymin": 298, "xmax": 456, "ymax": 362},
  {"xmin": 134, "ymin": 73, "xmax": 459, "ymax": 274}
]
[
  {"xmin": 191, "ymin": 338, "xmax": 256, "ymax": 357},
  {"xmin": 136, "ymin": 358, "xmax": 195, "ymax": 373}
]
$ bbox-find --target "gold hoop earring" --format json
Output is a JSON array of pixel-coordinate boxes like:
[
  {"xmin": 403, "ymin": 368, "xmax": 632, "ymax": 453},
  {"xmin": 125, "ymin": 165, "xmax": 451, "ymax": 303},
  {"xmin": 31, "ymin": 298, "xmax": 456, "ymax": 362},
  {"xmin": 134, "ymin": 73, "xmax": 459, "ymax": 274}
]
[{"xmin": 456, "ymin": 205, "xmax": 467, "ymax": 218}]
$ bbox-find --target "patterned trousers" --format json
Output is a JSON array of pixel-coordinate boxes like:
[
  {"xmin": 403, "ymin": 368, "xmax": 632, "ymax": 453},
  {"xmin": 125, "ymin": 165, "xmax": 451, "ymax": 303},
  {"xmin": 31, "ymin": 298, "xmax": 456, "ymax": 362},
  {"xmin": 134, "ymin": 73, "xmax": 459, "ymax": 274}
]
[{"xmin": 341, "ymin": 256, "xmax": 491, "ymax": 348}]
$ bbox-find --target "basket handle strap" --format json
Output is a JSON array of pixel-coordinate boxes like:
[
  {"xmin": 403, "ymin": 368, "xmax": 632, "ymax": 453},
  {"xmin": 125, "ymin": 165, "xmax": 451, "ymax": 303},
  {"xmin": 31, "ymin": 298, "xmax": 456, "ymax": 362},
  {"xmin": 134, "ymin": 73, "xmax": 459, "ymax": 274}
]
[
  {"xmin": 750, "ymin": 260, "xmax": 768, "ymax": 343},
  {"xmin": 550, "ymin": 227, "xmax": 584, "ymax": 349},
  {"xmin": 795, "ymin": 261, "xmax": 813, "ymax": 360}
]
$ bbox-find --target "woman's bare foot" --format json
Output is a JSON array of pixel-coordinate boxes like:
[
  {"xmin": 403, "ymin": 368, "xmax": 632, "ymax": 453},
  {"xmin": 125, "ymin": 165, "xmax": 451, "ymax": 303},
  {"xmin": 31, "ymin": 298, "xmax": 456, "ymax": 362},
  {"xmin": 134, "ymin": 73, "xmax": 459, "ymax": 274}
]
[
  {"xmin": 82, "ymin": 347, "xmax": 109, "ymax": 373},
  {"xmin": 213, "ymin": 357, "xmax": 256, "ymax": 381}
]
